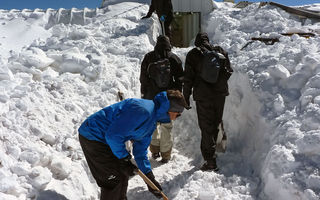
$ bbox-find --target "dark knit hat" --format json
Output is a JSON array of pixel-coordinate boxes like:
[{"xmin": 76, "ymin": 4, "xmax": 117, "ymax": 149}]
[
  {"xmin": 166, "ymin": 90, "xmax": 188, "ymax": 113},
  {"xmin": 194, "ymin": 32, "xmax": 211, "ymax": 49},
  {"xmin": 155, "ymin": 35, "xmax": 171, "ymax": 52},
  {"xmin": 168, "ymin": 99, "xmax": 185, "ymax": 113}
]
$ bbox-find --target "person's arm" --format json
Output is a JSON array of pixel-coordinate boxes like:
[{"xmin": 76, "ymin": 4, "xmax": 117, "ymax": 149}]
[
  {"xmin": 171, "ymin": 55, "xmax": 184, "ymax": 92},
  {"xmin": 142, "ymin": 0, "xmax": 155, "ymax": 19},
  {"xmin": 134, "ymin": 137, "xmax": 164, "ymax": 199},
  {"xmin": 106, "ymin": 103, "xmax": 149, "ymax": 159},
  {"xmin": 132, "ymin": 135, "xmax": 152, "ymax": 174},
  {"xmin": 222, "ymin": 51, "xmax": 233, "ymax": 79},
  {"xmin": 140, "ymin": 54, "xmax": 152, "ymax": 98},
  {"xmin": 183, "ymin": 51, "xmax": 197, "ymax": 107},
  {"xmin": 214, "ymin": 46, "xmax": 233, "ymax": 79},
  {"xmin": 162, "ymin": 0, "xmax": 173, "ymax": 21}
]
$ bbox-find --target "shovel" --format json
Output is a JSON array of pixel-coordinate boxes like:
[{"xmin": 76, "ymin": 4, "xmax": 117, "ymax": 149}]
[
  {"xmin": 136, "ymin": 169, "xmax": 169, "ymax": 200},
  {"xmin": 160, "ymin": 17, "xmax": 166, "ymax": 36}
]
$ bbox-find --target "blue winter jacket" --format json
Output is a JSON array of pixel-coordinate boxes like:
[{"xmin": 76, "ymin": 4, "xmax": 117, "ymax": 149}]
[{"xmin": 78, "ymin": 91, "xmax": 171, "ymax": 174}]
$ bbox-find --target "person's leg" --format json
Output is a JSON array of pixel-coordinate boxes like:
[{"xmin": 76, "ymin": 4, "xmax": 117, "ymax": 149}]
[
  {"xmin": 100, "ymin": 175, "xmax": 129, "ymax": 200},
  {"xmin": 119, "ymin": 174, "xmax": 129, "ymax": 199},
  {"xmin": 150, "ymin": 123, "xmax": 161, "ymax": 158},
  {"xmin": 79, "ymin": 134, "xmax": 129, "ymax": 200},
  {"xmin": 159, "ymin": 122, "xmax": 173, "ymax": 162},
  {"xmin": 212, "ymin": 96, "xmax": 226, "ymax": 142},
  {"xmin": 196, "ymin": 97, "xmax": 226, "ymax": 171},
  {"xmin": 164, "ymin": 18, "xmax": 172, "ymax": 41},
  {"xmin": 196, "ymin": 101, "xmax": 217, "ymax": 161}
]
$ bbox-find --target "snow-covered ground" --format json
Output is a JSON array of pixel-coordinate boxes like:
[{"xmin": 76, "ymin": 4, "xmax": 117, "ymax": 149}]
[{"xmin": 0, "ymin": 1, "xmax": 320, "ymax": 200}]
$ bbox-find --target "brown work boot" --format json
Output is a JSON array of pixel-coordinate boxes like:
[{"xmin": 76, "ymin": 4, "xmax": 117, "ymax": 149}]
[
  {"xmin": 160, "ymin": 158, "xmax": 169, "ymax": 163},
  {"xmin": 160, "ymin": 150, "xmax": 171, "ymax": 163},
  {"xmin": 152, "ymin": 152, "xmax": 160, "ymax": 159},
  {"xmin": 150, "ymin": 144, "xmax": 160, "ymax": 159},
  {"xmin": 200, "ymin": 159, "xmax": 219, "ymax": 172}
]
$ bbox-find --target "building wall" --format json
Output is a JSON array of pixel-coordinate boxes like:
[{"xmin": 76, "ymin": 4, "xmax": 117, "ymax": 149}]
[{"xmin": 172, "ymin": 0, "xmax": 214, "ymax": 15}]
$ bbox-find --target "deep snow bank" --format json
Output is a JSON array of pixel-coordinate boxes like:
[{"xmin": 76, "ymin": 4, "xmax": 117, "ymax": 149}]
[
  {"xmin": 0, "ymin": 3, "xmax": 160, "ymax": 199},
  {"xmin": 201, "ymin": 3, "xmax": 320, "ymax": 199}
]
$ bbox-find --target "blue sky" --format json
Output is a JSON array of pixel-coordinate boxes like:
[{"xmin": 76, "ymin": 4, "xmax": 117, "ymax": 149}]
[{"xmin": 0, "ymin": 0, "xmax": 319, "ymax": 10}]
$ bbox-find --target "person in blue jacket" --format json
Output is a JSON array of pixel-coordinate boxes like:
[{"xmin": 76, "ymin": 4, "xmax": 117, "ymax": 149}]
[{"xmin": 78, "ymin": 90, "xmax": 187, "ymax": 200}]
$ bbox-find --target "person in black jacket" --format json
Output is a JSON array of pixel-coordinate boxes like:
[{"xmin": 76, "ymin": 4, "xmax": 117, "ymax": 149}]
[
  {"xmin": 183, "ymin": 32, "xmax": 233, "ymax": 171},
  {"xmin": 140, "ymin": 35, "xmax": 183, "ymax": 163},
  {"xmin": 141, "ymin": 0, "xmax": 173, "ymax": 40}
]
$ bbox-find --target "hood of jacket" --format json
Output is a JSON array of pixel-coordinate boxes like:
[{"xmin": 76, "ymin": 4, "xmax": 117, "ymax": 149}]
[
  {"xmin": 154, "ymin": 35, "xmax": 171, "ymax": 58},
  {"xmin": 195, "ymin": 32, "xmax": 211, "ymax": 50},
  {"xmin": 153, "ymin": 91, "xmax": 171, "ymax": 123}
]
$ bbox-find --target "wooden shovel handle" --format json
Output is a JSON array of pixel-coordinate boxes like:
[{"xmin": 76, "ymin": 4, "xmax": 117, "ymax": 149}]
[{"xmin": 136, "ymin": 169, "xmax": 169, "ymax": 200}]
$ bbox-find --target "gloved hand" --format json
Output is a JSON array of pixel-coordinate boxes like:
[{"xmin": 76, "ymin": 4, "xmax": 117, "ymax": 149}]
[
  {"xmin": 184, "ymin": 97, "xmax": 192, "ymax": 110},
  {"xmin": 146, "ymin": 171, "xmax": 162, "ymax": 198},
  {"xmin": 160, "ymin": 15, "xmax": 166, "ymax": 22},
  {"xmin": 119, "ymin": 155, "xmax": 137, "ymax": 177}
]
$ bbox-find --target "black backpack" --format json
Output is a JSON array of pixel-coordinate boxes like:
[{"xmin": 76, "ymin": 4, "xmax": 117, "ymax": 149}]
[
  {"xmin": 147, "ymin": 58, "xmax": 171, "ymax": 88},
  {"xmin": 199, "ymin": 48, "xmax": 221, "ymax": 84}
]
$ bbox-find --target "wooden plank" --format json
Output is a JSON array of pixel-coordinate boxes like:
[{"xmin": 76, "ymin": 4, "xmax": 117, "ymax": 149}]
[{"xmin": 269, "ymin": 2, "xmax": 320, "ymax": 20}]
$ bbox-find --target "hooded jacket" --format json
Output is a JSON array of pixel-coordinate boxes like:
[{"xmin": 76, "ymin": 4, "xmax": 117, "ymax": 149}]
[
  {"xmin": 183, "ymin": 32, "xmax": 233, "ymax": 102},
  {"xmin": 78, "ymin": 91, "xmax": 171, "ymax": 174},
  {"xmin": 140, "ymin": 35, "xmax": 183, "ymax": 100}
]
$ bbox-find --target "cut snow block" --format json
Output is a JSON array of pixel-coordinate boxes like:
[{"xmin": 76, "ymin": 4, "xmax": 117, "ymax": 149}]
[
  {"xmin": 10, "ymin": 162, "xmax": 32, "ymax": 176},
  {"xmin": 268, "ymin": 64, "xmax": 290, "ymax": 79},
  {"xmin": 30, "ymin": 166, "xmax": 52, "ymax": 190},
  {"xmin": 18, "ymin": 47, "xmax": 54, "ymax": 70},
  {"xmin": 0, "ymin": 176, "xmax": 22, "ymax": 196},
  {"xmin": 50, "ymin": 158, "xmax": 72, "ymax": 179},
  {"xmin": 296, "ymin": 132, "xmax": 320, "ymax": 155},
  {"xmin": 0, "ymin": 66, "xmax": 14, "ymax": 81},
  {"xmin": 63, "ymin": 138, "xmax": 78, "ymax": 150},
  {"xmin": 60, "ymin": 53, "xmax": 90, "ymax": 74},
  {"xmin": 19, "ymin": 150, "xmax": 41, "ymax": 166},
  {"xmin": 0, "ymin": 169, "xmax": 25, "ymax": 196},
  {"xmin": 41, "ymin": 132, "xmax": 56, "ymax": 146},
  {"xmin": 273, "ymin": 94, "xmax": 285, "ymax": 113},
  {"xmin": 6, "ymin": 144, "xmax": 21, "ymax": 160}
]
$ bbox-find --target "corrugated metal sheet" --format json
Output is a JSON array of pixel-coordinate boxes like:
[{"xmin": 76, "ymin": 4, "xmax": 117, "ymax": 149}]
[
  {"xmin": 172, "ymin": 0, "xmax": 214, "ymax": 15},
  {"xmin": 171, "ymin": 12, "xmax": 200, "ymax": 47}
]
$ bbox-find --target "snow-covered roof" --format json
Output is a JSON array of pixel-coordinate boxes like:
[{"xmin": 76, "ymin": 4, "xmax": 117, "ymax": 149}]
[{"xmin": 172, "ymin": 0, "xmax": 215, "ymax": 15}]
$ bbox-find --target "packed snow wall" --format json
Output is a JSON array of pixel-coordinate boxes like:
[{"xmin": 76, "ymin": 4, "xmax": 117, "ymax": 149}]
[
  {"xmin": 0, "ymin": 3, "xmax": 162, "ymax": 199},
  {"xmin": 203, "ymin": 3, "xmax": 320, "ymax": 199}
]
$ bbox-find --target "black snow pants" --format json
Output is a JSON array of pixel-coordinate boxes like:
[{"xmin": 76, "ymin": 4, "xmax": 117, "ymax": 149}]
[
  {"xmin": 159, "ymin": 18, "xmax": 172, "ymax": 41},
  {"xmin": 79, "ymin": 134, "xmax": 128, "ymax": 200},
  {"xmin": 195, "ymin": 95, "xmax": 226, "ymax": 161}
]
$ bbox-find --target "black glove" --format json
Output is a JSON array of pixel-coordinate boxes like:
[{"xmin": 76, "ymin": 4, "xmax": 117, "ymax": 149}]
[
  {"xmin": 184, "ymin": 97, "xmax": 192, "ymax": 110},
  {"xmin": 119, "ymin": 155, "xmax": 137, "ymax": 177},
  {"xmin": 146, "ymin": 171, "xmax": 162, "ymax": 198}
]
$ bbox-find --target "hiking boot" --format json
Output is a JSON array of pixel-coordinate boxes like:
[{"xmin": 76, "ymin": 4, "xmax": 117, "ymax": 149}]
[
  {"xmin": 200, "ymin": 159, "xmax": 219, "ymax": 172},
  {"xmin": 160, "ymin": 158, "xmax": 169, "ymax": 163},
  {"xmin": 152, "ymin": 153, "xmax": 160, "ymax": 159}
]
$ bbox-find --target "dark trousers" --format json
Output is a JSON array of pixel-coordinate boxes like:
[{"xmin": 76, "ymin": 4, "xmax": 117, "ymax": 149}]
[
  {"xmin": 79, "ymin": 134, "xmax": 128, "ymax": 200},
  {"xmin": 159, "ymin": 19, "xmax": 172, "ymax": 41},
  {"xmin": 196, "ymin": 96, "xmax": 226, "ymax": 161}
]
